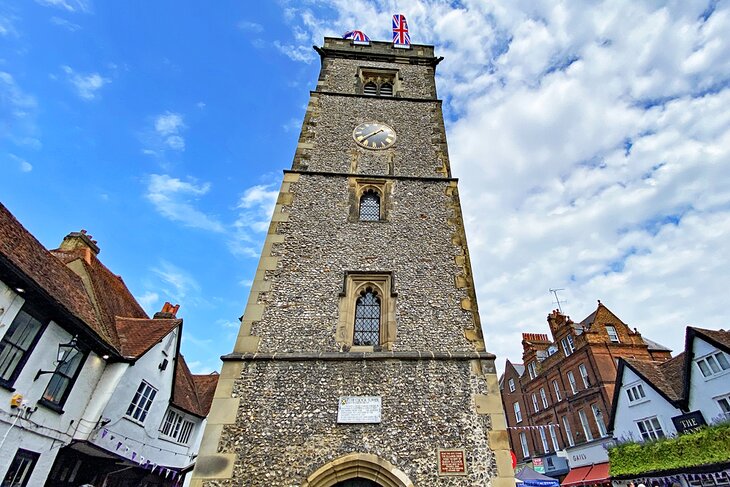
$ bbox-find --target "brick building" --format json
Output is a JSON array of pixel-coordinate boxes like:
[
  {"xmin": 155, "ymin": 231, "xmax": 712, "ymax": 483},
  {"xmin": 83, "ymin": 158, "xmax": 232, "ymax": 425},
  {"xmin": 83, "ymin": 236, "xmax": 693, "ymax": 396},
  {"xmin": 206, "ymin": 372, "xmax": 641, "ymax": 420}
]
[{"xmin": 500, "ymin": 302, "xmax": 671, "ymax": 483}]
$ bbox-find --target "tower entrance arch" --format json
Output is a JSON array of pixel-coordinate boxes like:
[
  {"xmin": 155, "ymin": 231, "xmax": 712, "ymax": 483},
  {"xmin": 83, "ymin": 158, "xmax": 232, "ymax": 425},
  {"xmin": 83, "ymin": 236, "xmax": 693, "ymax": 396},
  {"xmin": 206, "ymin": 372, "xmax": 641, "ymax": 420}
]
[{"xmin": 302, "ymin": 453, "xmax": 414, "ymax": 487}]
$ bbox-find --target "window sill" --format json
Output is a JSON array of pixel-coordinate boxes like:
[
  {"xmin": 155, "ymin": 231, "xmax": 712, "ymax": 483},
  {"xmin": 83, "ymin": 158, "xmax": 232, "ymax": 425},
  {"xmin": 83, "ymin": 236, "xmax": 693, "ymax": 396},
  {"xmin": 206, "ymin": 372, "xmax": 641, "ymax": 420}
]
[
  {"xmin": 37, "ymin": 398, "xmax": 65, "ymax": 414},
  {"xmin": 122, "ymin": 415, "xmax": 147, "ymax": 427},
  {"xmin": 349, "ymin": 345, "xmax": 375, "ymax": 353},
  {"xmin": 628, "ymin": 398, "xmax": 650, "ymax": 407},
  {"xmin": 0, "ymin": 381, "xmax": 16, "ymax": 392},
  {"xmin": 702, "ymin": 369, "xmax": 730, "ymax": 381}
]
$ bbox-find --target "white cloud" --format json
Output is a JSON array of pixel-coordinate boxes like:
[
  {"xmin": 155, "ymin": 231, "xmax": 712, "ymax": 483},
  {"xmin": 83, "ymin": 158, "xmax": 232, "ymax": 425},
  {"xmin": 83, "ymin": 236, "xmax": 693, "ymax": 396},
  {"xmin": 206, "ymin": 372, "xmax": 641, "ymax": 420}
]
[
  {"xmin": 0, "ymin": 71, "xmax": 39, "ymax": 147},
  {"xmin": 230, "ymin": 183, "xmax": 279, "ymax": 256},
  {"xmin": 273, "ymin": 1, "xmax": 730, "ymax": 370},
  {"xmin": 152, "ymin": 260, "xmax": 201, "ymax": 302},
  {"xmin": 274, "ymin": 41, "xmax": 317, "ymax": 63},
  {"xmin": 36, "ymin": 0, "xmax": 91, "ymax": 13},
  {"xmin": 136, "ymin": 291, "xmax": 159, "ymax": 312},
  {"xmin": 50, "ymin": 16, "xmax": 81, "ymax": 31},
  {"xmin": 148, "ymin": 111, "xmax": 187, "ymax": 152},
  {"xmin": 237, "ymin": 20, "xmax": 263, "ymax": 33},
  {"xmin": 61, "ymin": 65, "xmax": 109, "ymax": 100},
  {"xmin": 9, "ymin": 154, "xmax": 32, "ymax": 172},
  {"xmin": 145, "ymin": 174, "xmax": 225, "ymax": 232}
]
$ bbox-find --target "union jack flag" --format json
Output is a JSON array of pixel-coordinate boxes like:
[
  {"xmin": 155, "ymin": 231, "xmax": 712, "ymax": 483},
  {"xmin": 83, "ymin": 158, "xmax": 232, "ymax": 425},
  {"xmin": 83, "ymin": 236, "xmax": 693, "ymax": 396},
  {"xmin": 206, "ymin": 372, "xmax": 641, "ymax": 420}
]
[
  {"xmin": 343, "ymin": 30, "xmax": 370, "ymax": 44},
  {"xmin": 392, "ymin": 14, "xmax": 410, "ymax": 48}
]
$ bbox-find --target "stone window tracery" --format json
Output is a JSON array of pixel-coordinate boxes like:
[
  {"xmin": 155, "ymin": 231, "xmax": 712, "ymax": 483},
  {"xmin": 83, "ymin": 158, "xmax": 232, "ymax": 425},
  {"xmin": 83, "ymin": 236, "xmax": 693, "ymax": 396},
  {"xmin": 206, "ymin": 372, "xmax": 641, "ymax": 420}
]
[
  {"xmin": 337, "ymin": 272, "xmax": 396, "ymax": 351},
  {"xmin": 359, "ymin": 190, "xmax": 380, "ymax": 221},
  {"xmin": 358, "ymin": 68, "xmax": 400, "ymax": 97}
]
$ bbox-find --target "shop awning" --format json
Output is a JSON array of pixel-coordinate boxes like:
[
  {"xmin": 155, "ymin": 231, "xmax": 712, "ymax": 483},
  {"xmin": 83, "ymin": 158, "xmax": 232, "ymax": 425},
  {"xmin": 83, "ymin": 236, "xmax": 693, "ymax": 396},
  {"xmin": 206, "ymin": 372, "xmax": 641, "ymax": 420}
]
[
  {"xmin": 561, "ymin": 466, "xmax": 592, "ymax": 487},
  {"xmin": 582, "ymin": 463, "xmax": 610, "ymax": 485}
]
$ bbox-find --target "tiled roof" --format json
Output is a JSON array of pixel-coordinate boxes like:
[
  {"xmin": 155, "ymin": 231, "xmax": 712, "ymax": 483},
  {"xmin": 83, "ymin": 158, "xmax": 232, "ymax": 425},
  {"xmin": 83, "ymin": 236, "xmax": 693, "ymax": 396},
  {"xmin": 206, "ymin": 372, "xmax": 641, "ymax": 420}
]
[
  {"xmin": 642, "ymin": 336, "xmax": 672, "ymax": 352},
  {"xmin": 692, "ymin": 327, "xmax": 730, "ymax": 350},
  {"xmin": 53, "ymin": 248, "xmax": 149, "ymax": 349},
  {"xmin": 116, "ymin": 317, "xmax": 181, "ymax": 359},
  {"xmin": 172, "ymin": 356, "xmax": 219, "ymax": 417},
  {"xmin": 0, "ymin": 204, "xmax": 106, "ymax": 341},
  {"xmin": 624, "ymin": 351, "xmax": 685, "ymax": 404}
]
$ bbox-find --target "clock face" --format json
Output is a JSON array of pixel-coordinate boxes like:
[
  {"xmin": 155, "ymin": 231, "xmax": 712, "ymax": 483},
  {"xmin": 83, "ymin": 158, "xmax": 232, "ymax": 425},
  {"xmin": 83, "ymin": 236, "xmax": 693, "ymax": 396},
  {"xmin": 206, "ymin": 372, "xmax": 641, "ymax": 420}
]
[{"xmin": 353, "ymin": 122, "xmax": 396, "ymax": 150}]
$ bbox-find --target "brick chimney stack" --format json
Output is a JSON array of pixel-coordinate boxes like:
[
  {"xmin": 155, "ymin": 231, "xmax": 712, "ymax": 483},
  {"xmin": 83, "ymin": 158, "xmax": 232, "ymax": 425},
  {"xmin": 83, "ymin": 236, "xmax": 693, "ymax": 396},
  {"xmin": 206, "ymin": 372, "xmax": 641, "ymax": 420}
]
[
  {"xmin": 547, "ymin": 308, "xmax": 571, "ymax": 337},
  {"xmin": 59, "ymin": 229, "xmax": 100, "ymax": 264},
  {"xmin": 154, "ymin": 301, "xmax": 180, "ymax": 319}
]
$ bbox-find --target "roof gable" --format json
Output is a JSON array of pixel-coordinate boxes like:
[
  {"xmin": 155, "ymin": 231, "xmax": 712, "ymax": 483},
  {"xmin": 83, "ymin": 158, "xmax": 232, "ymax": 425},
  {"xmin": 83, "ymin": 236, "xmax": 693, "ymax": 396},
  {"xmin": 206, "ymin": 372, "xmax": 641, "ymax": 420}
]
[
  {"xmin": 681, "ymin": 327, "xmax": 730, "ymax": 402},
  {"xmin": 116, "ymin": 317, "xmax": 181, "ymax": 359},
  {"xmin": 172, "ymin": 355, "xmax": 219, "ymax": 417}
]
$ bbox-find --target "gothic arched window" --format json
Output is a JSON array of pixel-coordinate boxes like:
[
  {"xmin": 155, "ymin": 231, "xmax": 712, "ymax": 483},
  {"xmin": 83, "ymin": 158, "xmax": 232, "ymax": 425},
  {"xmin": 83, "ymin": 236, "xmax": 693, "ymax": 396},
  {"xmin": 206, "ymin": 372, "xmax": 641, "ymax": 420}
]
[
  {"xmin": 354, "ymin": 288, "xmax": 380, "ymax": 346},
  {"xmin": 363, "ymin": 81, "xmax": 377, "ymax": 96},
  {"xmin": 359, "ymin": 190, "xmax": 380, "ymax": 221},
  {"xmin": 379, "ymin": 82, "xmax": 393, "ymax": 96}
]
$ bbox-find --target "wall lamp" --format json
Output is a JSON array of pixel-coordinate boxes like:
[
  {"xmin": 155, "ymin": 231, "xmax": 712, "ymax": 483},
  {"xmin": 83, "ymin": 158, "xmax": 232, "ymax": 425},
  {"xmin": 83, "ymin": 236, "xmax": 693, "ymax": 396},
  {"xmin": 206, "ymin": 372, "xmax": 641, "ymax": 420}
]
[{"xmin": 34, "ymin": 335, "xmax": 80, "ymax": 381}]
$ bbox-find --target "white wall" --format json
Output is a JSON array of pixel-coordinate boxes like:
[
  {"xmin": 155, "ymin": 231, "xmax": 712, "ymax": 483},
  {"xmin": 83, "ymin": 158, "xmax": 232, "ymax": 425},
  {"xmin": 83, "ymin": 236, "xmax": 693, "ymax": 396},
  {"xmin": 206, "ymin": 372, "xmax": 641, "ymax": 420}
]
[
  {"xmin": 611, "ymin": 366, "xmax": 681, "ymax": 442},
  {"xmin": 688, "ymin": 337, "xmax": 730, "ymax": 423},
  {"xmin": 0, "ymin": 282, "xmax": 104, "ymax": 484},
  {"xmin": 91, "ymin": 327, "xmax": 201, "ymax": 469}
]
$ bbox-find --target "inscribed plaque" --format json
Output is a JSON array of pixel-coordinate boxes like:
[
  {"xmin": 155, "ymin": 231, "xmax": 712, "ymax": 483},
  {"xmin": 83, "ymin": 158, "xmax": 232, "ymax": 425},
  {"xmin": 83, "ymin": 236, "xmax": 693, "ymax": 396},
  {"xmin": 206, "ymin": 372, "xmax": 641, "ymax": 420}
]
[
  {"xmin": 337, "ymin": 396, "xmax": 381, "ymax": 424},
  {"xmin": 437, "ymin": 449, "xmax": 467, "ymax": 476}
]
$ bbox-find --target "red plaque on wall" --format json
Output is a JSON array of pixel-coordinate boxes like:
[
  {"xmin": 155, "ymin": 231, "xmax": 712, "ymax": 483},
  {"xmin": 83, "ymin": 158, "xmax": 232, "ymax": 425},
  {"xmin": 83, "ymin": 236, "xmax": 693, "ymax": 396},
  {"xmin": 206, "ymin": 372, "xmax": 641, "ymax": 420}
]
[{"xmin": 438, "ymin": 449, "xmax": 467, "ymax": 476}]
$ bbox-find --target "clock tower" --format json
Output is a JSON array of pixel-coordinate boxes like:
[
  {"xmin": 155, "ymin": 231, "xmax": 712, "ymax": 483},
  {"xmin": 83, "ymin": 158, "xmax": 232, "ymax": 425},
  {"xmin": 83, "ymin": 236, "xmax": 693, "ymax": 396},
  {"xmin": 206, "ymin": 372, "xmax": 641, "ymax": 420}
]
[{"xmin": 192, "ymin": 37, "xmax": 514, "ymax": 487}]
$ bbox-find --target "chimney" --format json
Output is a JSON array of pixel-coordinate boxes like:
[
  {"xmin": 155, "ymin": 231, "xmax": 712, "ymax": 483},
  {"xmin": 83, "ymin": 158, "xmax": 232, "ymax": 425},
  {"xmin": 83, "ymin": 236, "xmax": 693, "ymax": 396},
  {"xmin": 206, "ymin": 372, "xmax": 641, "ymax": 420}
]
[
  {"xmin": 154, "ymin": 301, "xmax": 180, "ymax": 319},
  {"xmin": 59, "ymin": 230, "xmax": 100, "ymax": 264}
]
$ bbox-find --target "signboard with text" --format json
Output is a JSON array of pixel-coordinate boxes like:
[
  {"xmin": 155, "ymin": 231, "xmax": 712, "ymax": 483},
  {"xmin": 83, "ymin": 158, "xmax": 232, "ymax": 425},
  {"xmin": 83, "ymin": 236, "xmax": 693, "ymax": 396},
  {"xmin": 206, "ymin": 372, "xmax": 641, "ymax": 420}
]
[
  {"xmin": 337, "ymin": 396, "xmax": 381, "ymax": 424},
  {"xmin": 438, "ymin": 449, "xmax": 467, "ymax": 476},
  {"xmin": 533, "ymin": 457, "xmax": 545, "ymax": 473},
  {"xmin": 671, "ymin": 411, "xmax": 706, "ymax": 434}
]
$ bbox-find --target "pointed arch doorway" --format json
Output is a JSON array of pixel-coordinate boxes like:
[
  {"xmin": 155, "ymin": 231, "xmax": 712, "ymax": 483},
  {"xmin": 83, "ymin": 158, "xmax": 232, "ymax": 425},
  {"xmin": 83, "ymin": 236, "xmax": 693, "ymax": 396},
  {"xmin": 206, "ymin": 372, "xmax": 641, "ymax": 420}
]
[
  {"xmin": 335, "ymin": 480, "xmax": 381, "ymax": 487},
  {"xmin": 302, "ymin": 453, "xmax": 414, "ymax": 487}
]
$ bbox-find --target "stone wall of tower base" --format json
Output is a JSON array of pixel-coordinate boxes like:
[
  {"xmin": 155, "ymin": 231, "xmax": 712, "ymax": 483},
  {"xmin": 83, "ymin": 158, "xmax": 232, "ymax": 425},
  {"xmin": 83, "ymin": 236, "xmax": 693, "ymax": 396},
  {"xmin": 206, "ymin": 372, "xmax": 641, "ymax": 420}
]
[{"xmin": 193, "ymin": 356, "xmax": 514, "ymax": 487}]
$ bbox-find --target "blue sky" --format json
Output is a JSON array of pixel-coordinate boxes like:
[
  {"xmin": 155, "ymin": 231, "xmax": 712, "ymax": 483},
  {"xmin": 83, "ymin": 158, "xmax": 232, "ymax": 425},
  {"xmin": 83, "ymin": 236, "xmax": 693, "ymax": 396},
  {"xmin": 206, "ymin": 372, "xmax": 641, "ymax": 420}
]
[{"xmin": 3, "ymin": 0, "xmax": 730, "ymax": 372}]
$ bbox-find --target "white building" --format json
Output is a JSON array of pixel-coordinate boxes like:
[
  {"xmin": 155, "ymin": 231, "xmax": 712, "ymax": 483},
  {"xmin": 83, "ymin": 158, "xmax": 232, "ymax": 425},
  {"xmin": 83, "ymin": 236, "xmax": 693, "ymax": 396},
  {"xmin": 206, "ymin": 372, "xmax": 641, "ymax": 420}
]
[
  {"xmin": 0, "ymin": 203, "xmax": 218, "ymax": 487},
  {"xmin": 608, "ymin": 326, "xmax": 730, "ymax": 486}
]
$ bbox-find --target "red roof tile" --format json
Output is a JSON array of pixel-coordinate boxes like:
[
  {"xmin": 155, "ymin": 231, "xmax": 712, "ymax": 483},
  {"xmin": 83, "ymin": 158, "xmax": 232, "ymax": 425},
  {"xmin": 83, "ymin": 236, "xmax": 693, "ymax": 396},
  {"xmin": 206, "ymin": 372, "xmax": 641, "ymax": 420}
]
[
  {"xmin": 0, "ymin": 204, "xmax": 106, "ymax": 342},
  {"xmin": 172, "ymin": 355, "xmax": 219, "ymax": 417},
  {"xmin": 116, "ymin": 317, "xmax": 181, "ymax": 359}
]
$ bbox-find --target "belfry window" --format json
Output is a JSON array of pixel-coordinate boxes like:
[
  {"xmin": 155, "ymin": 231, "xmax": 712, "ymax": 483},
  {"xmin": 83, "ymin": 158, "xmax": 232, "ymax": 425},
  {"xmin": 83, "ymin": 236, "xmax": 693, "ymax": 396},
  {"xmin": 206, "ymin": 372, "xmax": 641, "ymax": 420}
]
[
  {"xmin": 358, "ymin": 68, "xmax": 399, "ymax": 97},
  {"xmin": 363, "ymin": 82, "xmax": 378, "ymax": 96},
  {"xmin": 359, "ymin": 190, "xmax": 380, "ymax": 221},
  {"xmin": 353, "ymin": 288, "xmax": 380, "ymax": 346}
]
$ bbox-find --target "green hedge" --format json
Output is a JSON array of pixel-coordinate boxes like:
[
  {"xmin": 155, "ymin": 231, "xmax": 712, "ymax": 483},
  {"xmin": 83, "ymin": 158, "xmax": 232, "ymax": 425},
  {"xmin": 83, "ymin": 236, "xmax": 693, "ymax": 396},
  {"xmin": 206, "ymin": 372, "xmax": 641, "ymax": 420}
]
[{"xmin": 609, "ymin": 422, "xmax": 730, "ymax": 476}]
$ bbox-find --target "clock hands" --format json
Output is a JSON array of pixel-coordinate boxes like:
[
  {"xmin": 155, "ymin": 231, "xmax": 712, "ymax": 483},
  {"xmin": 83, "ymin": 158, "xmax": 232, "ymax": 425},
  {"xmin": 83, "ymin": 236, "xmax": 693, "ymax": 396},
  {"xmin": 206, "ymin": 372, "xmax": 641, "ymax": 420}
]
[{"xmin": 360, "ymin": 128, "xmax": 384, "ymax": 141}]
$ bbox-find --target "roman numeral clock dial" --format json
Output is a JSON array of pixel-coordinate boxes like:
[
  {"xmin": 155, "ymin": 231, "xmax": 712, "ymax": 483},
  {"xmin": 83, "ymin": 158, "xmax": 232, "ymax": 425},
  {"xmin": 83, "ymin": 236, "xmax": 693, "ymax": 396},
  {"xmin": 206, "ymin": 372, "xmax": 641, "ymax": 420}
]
[{"xmin": 353, "ymin": 122, "xmax": 396, "ymax": 150}]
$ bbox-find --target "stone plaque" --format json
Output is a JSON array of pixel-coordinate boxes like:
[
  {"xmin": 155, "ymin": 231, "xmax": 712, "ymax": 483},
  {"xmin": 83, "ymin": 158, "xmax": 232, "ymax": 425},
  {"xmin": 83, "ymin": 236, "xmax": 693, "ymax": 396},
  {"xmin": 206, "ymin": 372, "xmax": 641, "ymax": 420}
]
[
  {"xmin": 337, "ymin": 396, "xmax": 381, "ymax": 424},
  {"xmin": 437, "ymin": 449, "xmax": 467, "ymax": 476}
]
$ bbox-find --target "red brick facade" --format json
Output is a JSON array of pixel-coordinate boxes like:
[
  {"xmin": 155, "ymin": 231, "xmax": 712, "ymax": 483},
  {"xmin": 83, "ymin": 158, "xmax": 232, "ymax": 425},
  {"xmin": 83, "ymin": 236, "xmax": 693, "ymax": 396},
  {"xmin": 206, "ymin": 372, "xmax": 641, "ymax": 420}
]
[{"xmin": 500, "ymin": 302, "xmax": 672, "ymax": 463}]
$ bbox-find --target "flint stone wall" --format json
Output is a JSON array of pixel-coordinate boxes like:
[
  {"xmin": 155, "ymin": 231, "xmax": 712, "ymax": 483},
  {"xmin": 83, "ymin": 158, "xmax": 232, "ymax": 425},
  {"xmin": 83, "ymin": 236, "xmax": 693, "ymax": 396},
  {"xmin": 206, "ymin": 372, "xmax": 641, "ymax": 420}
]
[
  {"xmin": 297, "ymin": 94, "xmax": 448, "ymax": 178},
  {"xmin": 251, "ymin": 174, "xmax": 476, "ymax": 353},
  {"xmin": 320, "ymin": 58, "xmax": 437, "ymax": 99},
  {"xmin": 217, "ymin": 359, "xmax": 496, "ymax": 487}
]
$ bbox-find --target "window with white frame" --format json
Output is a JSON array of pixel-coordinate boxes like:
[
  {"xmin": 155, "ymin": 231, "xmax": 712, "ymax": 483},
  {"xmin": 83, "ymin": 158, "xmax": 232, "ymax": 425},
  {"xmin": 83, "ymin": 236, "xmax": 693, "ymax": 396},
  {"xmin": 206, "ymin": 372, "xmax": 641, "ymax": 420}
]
[
  {"xmin": 508, "ymin": 378, "xmax": 516, "ymax": 393},
  {"xmin": 636, "ymin": 416, "xmax": 665, "ymax": 441},
  {"xmin": 695, "ymin": 351, "xmax": 730, "ymax": 378},
  {"xmin": 567, "ymin": 371, "xmax": 578, "ymax": 395},
  {"xmin": 715, "ymin": 393, "xmax": 730, "ymax": 419},
  {"xmin": 578, "ymin": 409, "xmax": 594, "ymax": 441},
  {"xmin": 528, "ymin": 361, "xmax": 538, "ymax": 380},
  {"xmin": 592, "ymin": 404, "xmax": 608, "ymax": 437},
  {"xmin": 606, "ymin": 325, "xmax": 620, "ymax": 343},
  {"xmin": 159, "ymin": 409, "xmax": 195, "ymax": 444},
  {"xmin": 562, "ymin": 415, "xmax": 575, "ymax": 446},
  {"xmin": 539, "ymin": 427, "xmax": 550, "ymax": 454},
  {"xmin": 549, "ymin": 424, "xmax": 560, "ymax": 451},
  {"xmin": 552, "ymin": 379, "xmax": 562, "ymax": 402},
  {"xmin": 125, "ymin": 381, "xmax": 157, "ymax": 423},
  {"xmin": 519, "ymin": 432, "xmax": 530, "ymax": 458},
  {"xmin": 561, "ymin": 336, "xmax": 575, "ymax": 356},
  {"xmin": 540, "ymin": 388, "xmax": 549, "ymax": 408},
  {"xmin": 514, "ymin": 402, "xmax": 522, "ymax": 423},
  {"xmin": 579, "ymin": 363, "xmax": 590, "ymax": 388},
  {"xmin": 532, "ymin": 393, "xmax": 539, "ymax": 412},
  {"xmin": 626, "ymin": 383, "xmax": 647, "ymax": 403}
]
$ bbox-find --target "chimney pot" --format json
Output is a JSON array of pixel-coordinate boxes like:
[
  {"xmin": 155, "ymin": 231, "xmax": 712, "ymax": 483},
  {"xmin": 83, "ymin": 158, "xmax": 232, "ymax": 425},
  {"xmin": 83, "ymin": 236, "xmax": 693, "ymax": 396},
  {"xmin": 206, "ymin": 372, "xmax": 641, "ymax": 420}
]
[{"xmin": 153, "ymin": 301, "xmax": 180, "ymax": 319}]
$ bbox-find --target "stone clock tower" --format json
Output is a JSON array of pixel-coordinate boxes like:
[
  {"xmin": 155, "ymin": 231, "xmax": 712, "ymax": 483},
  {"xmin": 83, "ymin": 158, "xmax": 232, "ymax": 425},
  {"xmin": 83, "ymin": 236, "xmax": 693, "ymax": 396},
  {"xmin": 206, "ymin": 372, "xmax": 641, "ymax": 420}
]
[{"xmin": 191, "ymin": 38, "xmax": 514, "ymax": 487}]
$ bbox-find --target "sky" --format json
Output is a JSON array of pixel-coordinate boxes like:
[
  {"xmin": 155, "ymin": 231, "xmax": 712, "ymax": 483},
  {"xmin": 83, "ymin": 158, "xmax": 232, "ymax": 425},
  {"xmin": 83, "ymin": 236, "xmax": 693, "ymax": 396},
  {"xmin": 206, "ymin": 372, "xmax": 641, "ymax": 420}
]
[{"xmin": 2, "ymin": 0, "xmax": 729, "ymax": 374}]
